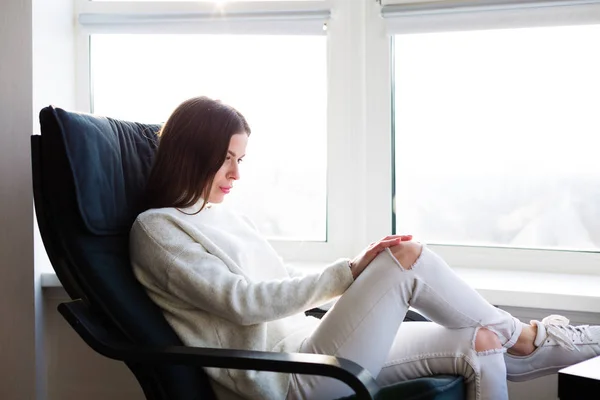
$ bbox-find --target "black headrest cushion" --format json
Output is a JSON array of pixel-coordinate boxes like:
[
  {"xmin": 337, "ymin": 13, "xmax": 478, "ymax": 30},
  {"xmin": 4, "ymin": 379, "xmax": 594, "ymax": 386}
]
[{"xmin": 40, "ymin": 106, "xmax": 160, "ymax": 235}]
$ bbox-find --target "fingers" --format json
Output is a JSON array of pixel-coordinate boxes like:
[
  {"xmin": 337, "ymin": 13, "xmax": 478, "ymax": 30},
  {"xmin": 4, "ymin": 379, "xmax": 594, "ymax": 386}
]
[
  {"xmin": 370, "ymin": 238, "xmax": 402, "ymax": 255},
  {"xmin": 368, "ymin": 235, "xmax": 412, "ymax": 250},
  {"xmin": 369, "ymin": 235, "xmax": 413, "ymax": 255},
  {"xmin": 382, "ymin": 234, "xmax": 413, "ymax": 241},
  {"xmin": 361, "ymin": 235, "xmax": 414, "ymax": 264}
]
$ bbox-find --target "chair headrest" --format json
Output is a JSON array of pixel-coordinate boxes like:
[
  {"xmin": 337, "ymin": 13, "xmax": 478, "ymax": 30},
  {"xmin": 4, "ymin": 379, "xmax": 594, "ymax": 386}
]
[{"xmin": 39, "ymin": 106, "xmax": 161, "ymax": 235}]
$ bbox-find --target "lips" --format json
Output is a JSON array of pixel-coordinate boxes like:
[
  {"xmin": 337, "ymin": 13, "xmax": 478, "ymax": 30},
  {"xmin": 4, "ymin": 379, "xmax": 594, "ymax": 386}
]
[{"xmin": 220, "ymin": 186, "xmax": 232, "ymax": 194}]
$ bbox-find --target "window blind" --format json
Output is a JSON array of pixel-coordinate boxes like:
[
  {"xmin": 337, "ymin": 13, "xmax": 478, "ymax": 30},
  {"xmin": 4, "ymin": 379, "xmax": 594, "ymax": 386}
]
[{"xmin": 382, "ymin": 0, "xmax": 600, "ymax": 33}]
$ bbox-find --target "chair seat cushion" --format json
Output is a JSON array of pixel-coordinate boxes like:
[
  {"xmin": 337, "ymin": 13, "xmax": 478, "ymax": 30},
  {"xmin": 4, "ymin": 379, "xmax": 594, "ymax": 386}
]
[{"xmin": 338, "ymin": 375, "xmax": 464, "ymax": 400}]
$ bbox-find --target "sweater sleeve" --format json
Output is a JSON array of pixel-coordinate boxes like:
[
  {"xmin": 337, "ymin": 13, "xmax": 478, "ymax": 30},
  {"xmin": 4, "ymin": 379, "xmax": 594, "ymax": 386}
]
[
  {"xmin": 131, "ymin": 219, "xmax": 354, "ymax": 326},
  {"xmin": 284, "ymin": 262, "xmax": 310, "ymax": 279}
]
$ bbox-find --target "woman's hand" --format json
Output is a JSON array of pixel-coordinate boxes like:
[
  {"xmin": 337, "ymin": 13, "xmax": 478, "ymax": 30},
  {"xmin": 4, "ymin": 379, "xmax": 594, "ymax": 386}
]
[{"xmin": 350, "ymin": 235, "xmax": 413, "ymax": 279}]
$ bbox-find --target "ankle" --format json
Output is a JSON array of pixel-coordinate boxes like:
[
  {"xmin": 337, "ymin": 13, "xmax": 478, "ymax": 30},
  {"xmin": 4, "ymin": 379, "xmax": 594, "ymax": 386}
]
[{"xmin": 508, "ymin": 324, "xmax": 538, "ymax": 356}]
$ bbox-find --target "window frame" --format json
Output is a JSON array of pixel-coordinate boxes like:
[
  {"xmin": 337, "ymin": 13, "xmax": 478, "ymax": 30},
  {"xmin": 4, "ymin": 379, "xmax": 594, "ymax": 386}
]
[
  {"xmin": 385, "ymin": 0, "xmax": 600, "ymax": 275},
  {"xmin": 74, "ymin": 0, "xmax": 390, "ymax": 263}
]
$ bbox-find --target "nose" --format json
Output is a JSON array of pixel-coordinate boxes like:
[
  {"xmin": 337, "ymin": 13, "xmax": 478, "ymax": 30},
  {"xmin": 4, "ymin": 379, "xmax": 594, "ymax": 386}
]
[{"xmin": 228, "ymin": 162, "xmax": 240, "ymax": 181}]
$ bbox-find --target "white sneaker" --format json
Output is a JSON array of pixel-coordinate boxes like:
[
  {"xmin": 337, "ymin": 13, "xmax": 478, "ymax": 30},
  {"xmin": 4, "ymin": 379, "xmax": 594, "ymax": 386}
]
[{"xmin": 505, "ymin": 315, "xmax": 600, "ymax": 382}]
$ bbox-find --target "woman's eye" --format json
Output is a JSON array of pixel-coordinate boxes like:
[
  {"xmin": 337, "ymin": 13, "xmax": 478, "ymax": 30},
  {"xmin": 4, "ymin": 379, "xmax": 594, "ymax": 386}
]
[{"xmin": 237, "ymin": 159, "xmax": 243, "ymax": 164}]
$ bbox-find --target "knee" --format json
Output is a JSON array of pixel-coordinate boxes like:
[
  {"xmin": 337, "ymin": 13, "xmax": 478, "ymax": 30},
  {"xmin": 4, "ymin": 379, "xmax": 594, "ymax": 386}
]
[
  {"xmin": 389, "ymin": 241, "xmax": 423, "ymax": 270},
  {"xmin": 474, "ymin": 328, "xmax": 503, "ymax": 353}
]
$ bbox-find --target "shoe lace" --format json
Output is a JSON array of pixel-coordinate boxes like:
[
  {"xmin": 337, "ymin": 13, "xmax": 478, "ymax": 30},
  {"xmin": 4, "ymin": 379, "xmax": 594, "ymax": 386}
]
[{"xmin": 541, "ymin": 315, "xmax": 592, "ymax": 351}]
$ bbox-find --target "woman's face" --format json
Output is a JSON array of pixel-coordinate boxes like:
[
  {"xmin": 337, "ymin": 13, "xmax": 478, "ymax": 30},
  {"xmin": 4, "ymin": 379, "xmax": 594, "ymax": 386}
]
[{"xmin": 207, "ymin": 133, "xmax": 248, "ymax": 203}]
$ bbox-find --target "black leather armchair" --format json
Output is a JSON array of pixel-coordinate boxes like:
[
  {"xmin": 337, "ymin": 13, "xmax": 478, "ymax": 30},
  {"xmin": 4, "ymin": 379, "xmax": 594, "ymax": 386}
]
[{"xmin": 32, "ymin": 106, "xmax": 464, "ymax": 400}]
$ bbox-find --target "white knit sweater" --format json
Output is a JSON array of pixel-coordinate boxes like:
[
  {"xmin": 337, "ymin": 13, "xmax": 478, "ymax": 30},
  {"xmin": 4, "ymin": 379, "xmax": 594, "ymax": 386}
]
[{"xmin": 129, "ymin": 202, "xmax": 354, "ymax": 399}]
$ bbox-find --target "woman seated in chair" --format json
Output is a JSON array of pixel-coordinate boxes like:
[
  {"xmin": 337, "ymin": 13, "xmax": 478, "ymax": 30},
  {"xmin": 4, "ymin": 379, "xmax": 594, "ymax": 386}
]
[{"xmin": 130, "ymin": 96, "xmax": 600, "ymax": 400}]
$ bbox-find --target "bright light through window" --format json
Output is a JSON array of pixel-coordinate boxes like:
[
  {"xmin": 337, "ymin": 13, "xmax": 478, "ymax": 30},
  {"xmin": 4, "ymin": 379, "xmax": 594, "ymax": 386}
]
[
  {"xmin": 91, "ymin": 34, "xmax": 327, "ymax": 241},
  {"xmin": 394, "ymin": 25, "xmax": 600, "ymax": 251}
]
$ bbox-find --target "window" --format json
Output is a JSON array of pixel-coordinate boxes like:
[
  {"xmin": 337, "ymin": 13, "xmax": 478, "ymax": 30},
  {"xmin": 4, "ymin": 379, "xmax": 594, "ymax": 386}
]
[
  {"xmin": 384, "ymin": 0, "xmax": 600, "ymax": 272},
  {"xmin": 75, "ymin": 0, "xmax": 366, "ymax": 262},
  {"xmin": 393, "ymin": 25, "xmax": 600, "ymax": 252},
  {"xmin": 91, "ymin": 34, "xmax": 327, "ymax": 240},
  {"xmin": 79, "ymin": 0, "xmax": 333, "ymax": 244}
]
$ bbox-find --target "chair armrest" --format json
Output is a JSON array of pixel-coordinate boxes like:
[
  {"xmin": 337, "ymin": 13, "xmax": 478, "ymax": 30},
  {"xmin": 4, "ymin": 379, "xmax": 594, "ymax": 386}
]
[
  {"xmin": 405, "ymin": 309, "xmax": 430, "ymax": 322},
  {"xmin": 306, "ymin": 307, "xmax": 430, "ymax": 322},
  {"xmin": 59, "ymin": 300, "xmax": 380, "ymax": 400}
]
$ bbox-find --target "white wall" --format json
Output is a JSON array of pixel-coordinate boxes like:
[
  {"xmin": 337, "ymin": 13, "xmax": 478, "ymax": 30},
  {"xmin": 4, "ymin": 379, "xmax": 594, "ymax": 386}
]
[
  {"xmin": 32, "ymin": 0, "xmax": 76, "ymax": 126},
  {"xmin": 33, "ymin": 0, "xmax": 76, "ymax": 275},
  {"xmin": 0, "ymin": 0, "xmax": 77, "ymax": 398},
  {"xmin": 0, "ymin": 0, "xmax": 38, "ymax": 399}
]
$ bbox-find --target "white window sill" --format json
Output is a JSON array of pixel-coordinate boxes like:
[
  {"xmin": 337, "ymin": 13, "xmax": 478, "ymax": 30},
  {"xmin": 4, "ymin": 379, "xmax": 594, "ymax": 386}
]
[{"xmin": 40, "ymin": 267, "xmax": 600, "ymax": 314}]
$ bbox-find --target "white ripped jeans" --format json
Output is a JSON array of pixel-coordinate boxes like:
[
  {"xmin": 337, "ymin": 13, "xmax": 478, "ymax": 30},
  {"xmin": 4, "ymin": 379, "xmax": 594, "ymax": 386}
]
[{"xmin": 287, "ymin": 245, "xmax": 522, "ymax": 400}]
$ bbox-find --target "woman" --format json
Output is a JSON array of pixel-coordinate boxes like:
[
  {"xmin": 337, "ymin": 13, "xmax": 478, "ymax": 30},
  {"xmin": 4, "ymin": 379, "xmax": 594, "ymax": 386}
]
[{"xmin": 130, "ymin": 96, "xmax": 599, "ymax": 400}]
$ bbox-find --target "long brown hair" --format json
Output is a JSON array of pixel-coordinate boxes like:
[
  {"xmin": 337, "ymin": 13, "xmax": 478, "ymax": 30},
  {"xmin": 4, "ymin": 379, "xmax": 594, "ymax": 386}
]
[{"xmin": 143, "ymin": 96, "xmax": 250, "ymax": 213}]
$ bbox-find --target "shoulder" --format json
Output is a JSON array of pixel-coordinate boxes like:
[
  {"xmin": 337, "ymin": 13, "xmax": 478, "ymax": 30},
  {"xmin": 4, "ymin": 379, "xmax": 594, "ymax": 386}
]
[
  {"xmin": 130, "ymin": 208, "xmax": 211, "ymax": 261},
  {"xmin": 130, "ymin": 207, "xmax": 193, "ymax": 244},
  {"xmin": 134, "ymin": 207, "xmax": 181, "ymax": 227}
]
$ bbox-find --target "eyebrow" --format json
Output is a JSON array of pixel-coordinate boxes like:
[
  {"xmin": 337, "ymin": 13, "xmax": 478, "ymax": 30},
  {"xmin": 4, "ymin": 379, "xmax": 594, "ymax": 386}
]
[{"xmin": 228, "ymin": 150, "xmax": 245, "ymax": 158}]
